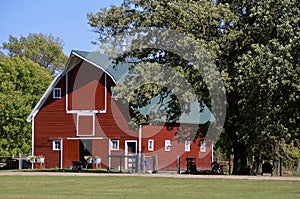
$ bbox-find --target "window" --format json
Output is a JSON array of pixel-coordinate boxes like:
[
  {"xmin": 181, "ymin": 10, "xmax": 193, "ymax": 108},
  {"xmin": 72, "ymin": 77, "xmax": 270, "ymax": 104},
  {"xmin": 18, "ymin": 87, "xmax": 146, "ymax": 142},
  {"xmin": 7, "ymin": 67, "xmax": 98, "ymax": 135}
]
[
  {"xmin": 148, "ymin": 139, "xmax": 154, "ymax": 151},
  {"xmin": 165, "ymin": 140, "xmax": 171, "ymax": 152},
  {"xmin": 53, "ymin": 140, "xmax": 61, "ymax": 150},
  {"xmin": 200, "ymin": 141, "xmax": 206, "ymax": 152},
  {"xmin": 185, "ymin": 140, "xmax": 190, "ymax": 152},
  {"xmin": 110, "ymin": 139, "xmax": 119, "ymax": 150},
  {"xmin": 53, "ymin": 88, "xmax": 61, "ymax": 99}
]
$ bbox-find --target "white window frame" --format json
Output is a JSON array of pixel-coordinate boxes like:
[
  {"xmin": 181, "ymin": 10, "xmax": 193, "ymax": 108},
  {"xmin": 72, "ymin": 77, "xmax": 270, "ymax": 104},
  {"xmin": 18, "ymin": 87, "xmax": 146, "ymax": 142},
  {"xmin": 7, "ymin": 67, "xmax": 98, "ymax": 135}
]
[
  {"xmin": 185, "ymin": 140, "xmax": 191, "ymax": 152},
  {"xmin": 148, "ymin": 139, "xmax": 154, "ymax": 151},
  {"xmin": 110, "ymin": 139, "xmax": 119, "ymax": 150},
  {"xmin": 165, "ymin": 140, "xmax": 171, "ymax": 152},
  {"xmin": 200, "ymin": 141, "xmax": 206, "ymax": 152},
  {"xmin": 53, "ymin": 140, "xmax": 61, "ymax": 151},
  {"xmin": 53, "ymin": 88, "xmax": 61, "ymax": 99}
]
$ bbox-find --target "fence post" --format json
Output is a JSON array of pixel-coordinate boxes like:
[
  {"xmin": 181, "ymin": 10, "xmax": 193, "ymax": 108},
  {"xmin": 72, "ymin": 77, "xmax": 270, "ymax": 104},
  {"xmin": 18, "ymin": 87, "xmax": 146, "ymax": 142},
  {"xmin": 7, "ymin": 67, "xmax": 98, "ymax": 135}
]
[
  {"xmin": 177, "ymin": 156, "xmax": 180, "ymax": 174},
  {"xmin": 19, "ymin": 153, "xmax": 22, "ymax": 170},
  {"xmin": 142, "ymin": 155, "xmax": 145, "ymax": 173},
  {"xmin": 135, "ymin": 155, "xmax": 138, "ymax": 173},
  {"xmin": 297, "ymin": 159, "xmax": 300, "ymax": 174},
  {"xmin": 119, "ymin": 156, "xmax": 122, "ymax": 173},
  {"xmin": 107, "ymin": 155, "xmax": 110, "ymax": 173},
  {"xmin": 153, "ymin": 155, "xmax": 158, "ymax": 172},
  {"xmin": 228, "ymin": 155, "xmax": 231, "ymax": 175},
  {"xmin": 279, "ymin": 157, "xmax": 282, "ymax": 176}
]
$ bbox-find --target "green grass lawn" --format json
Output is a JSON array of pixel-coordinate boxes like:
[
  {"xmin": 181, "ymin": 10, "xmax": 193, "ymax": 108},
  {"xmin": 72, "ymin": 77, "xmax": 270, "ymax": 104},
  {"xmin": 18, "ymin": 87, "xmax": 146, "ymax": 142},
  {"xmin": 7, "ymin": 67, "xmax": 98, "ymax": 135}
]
[{"xmin": 0, "ymin": 175, "xmax": 299, "ymax": 199}]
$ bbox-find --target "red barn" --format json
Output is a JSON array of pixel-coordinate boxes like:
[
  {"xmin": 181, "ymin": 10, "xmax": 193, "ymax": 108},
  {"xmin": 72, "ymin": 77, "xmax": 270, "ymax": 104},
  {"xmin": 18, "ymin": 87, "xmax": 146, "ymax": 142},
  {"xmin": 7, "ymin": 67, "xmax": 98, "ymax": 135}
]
[{"xmin": 27, "ymin": 50, "xmax": 215, "ymax": 172}]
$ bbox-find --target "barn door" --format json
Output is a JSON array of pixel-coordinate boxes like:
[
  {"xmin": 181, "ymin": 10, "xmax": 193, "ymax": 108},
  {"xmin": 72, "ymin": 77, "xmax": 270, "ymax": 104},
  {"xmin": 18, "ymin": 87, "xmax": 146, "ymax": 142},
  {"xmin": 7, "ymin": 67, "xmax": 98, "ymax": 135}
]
[
  {"xmin": 125, "ymin": 141, "xmax": 137, "ymax": 170},
  {"xmin": 63, "ymin": 139, "xmax": 79, "ymax": 169}
]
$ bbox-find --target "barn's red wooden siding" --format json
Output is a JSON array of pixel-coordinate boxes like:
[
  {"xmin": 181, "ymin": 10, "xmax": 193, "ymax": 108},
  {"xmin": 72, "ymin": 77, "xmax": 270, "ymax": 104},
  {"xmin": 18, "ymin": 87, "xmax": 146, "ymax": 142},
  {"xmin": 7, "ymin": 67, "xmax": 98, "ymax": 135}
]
[
  {"xmin": 141, "ymin": 125, "xmax": 212, "ymax": 170},
  {"xmin": 67, "ymin": 61, "xmax": 105, "ymax": 111},
  {"xmin": 34, "ymin": 74, "xmax": 76, "ymax": 168}
]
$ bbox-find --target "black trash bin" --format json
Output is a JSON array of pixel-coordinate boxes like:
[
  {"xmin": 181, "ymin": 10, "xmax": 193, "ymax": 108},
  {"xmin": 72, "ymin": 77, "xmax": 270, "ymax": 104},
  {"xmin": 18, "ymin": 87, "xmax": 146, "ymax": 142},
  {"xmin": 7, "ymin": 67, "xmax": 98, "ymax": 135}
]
[
  {"xmin": 186, "ymin": 158, "xmax": 197, "ymax": 174},
  {"xmin": 262, "ymin": 161, "xmax": 273, "ymax": 176}
]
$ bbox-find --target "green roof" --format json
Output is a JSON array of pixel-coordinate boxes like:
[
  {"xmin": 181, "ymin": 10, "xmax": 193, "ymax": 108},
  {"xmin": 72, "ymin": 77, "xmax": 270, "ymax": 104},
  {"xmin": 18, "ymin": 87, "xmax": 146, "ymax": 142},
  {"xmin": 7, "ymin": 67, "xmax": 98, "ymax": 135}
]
[
  {"xmin": 139, "ymin": 96, "xmax": 215, "ymax": 124},
  {"xmin": 72, "ymin": 50, "xmax": 131, "ymax": 82}
]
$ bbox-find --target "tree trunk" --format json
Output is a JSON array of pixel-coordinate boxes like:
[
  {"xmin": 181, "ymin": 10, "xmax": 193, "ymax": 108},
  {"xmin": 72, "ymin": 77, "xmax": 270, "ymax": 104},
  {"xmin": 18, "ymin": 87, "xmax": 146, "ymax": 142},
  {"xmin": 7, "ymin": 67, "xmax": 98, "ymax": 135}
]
[{"xmin": 232, "ymin": 143, "xmax": 249, "ymax": 175}]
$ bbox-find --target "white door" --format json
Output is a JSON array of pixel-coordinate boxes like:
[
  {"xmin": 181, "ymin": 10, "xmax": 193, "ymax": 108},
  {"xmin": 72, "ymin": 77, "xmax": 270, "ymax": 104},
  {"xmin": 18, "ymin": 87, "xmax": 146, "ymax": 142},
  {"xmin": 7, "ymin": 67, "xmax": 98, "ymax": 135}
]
[{"xmin": 125, "ymin": 140, "xmax": 137, "ymax": 170}]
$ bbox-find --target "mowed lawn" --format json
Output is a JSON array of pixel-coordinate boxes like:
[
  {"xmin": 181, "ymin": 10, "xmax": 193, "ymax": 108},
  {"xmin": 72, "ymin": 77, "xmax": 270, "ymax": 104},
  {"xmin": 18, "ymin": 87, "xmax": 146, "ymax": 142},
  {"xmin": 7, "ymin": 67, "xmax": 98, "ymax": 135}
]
[{"xmin": 0, "ymin": 175, "xmax": 300, "ymax": 199}]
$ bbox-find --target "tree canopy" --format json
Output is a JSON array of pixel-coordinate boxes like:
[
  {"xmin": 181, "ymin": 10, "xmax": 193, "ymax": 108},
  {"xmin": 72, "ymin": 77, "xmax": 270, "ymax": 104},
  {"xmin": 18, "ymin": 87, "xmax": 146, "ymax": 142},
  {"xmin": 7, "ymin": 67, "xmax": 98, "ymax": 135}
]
[
  {"xmin": 216, "ymin": 0, "xmax": 300, "ymax": 174},
  {"xmin": 88, "ymin": 0, "xmax": 300, "ymax": 174},
  {"xmin": 1, "ymin": 33, "xmax": 68, "ymax": 74},
  {"xmin": 0, "ymin": 57, "xmax": 52, "ymax": 156}
]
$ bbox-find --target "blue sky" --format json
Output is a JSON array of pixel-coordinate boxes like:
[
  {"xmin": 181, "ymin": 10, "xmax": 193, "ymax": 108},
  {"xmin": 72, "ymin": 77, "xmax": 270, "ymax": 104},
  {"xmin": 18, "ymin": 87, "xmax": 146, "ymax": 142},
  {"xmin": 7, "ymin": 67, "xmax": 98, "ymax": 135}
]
[{"xmin": 0, "ymin": 0, "xmax": 122, "ymax": 55}]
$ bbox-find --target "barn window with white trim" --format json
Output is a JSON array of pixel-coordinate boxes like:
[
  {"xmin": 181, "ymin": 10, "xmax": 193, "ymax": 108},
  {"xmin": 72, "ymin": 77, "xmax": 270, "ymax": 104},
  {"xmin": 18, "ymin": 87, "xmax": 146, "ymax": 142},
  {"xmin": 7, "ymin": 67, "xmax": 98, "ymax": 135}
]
[
  {"xmin": 53, "ymin": 88, "xmax": 61, "ymax": 99},
  {"xmin": 110, "ymin": 139, "xmax": 119, "ymax": 150},
  {"xmin": 53, "ymin": 140, "xmax": 61, "ymax": 150}
]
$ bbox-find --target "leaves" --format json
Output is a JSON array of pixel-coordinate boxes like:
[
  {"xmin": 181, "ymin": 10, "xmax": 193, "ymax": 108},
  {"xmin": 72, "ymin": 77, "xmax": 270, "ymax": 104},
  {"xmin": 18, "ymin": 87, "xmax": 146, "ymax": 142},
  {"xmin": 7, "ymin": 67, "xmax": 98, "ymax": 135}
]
[
  {"xmin": 0, "ymin": 57, "xmax": 52, "ymax": 155},
  {"xmin": 1, "ymin": 33, "xmax": 68, "ymax": 74}
]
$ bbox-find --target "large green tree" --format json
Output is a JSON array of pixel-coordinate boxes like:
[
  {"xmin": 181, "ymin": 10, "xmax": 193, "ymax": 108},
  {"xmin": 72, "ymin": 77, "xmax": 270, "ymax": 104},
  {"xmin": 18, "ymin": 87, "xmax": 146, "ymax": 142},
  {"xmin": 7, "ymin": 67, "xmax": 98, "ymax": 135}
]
[
  {"xmin": 1, "ymin": 33, "xmax": 68, "ymax": 74},
  {"xmin": 0, "ymin": 57, "xmax": 52, "ymax": 156},
  {"xmin": 216, "ymin": 0, "xmax": 300, "ymax": 174},
  {"xmin": 88, "ymin": 0, "xmax": 300, "ymax": 174}
]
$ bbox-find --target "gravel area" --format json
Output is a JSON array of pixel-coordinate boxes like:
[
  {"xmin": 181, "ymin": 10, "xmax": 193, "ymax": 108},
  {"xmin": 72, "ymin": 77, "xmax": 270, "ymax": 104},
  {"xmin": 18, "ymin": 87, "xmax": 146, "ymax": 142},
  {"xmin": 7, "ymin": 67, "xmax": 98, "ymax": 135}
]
[{"xmin": 1, "ymin": 171, "xmax": 300, "ymax": 181}]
